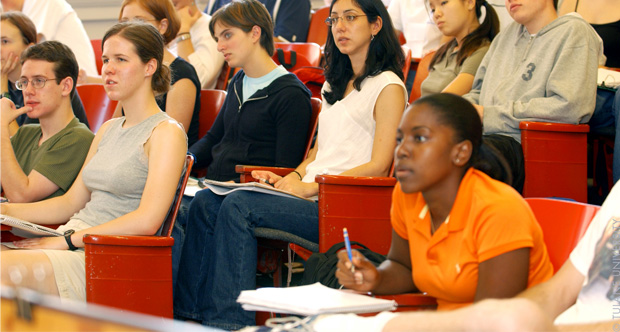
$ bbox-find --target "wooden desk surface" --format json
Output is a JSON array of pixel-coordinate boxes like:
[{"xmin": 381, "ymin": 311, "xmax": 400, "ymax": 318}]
[{"xmin": 1, "ymin": 287, "xmax": 218, "ymax": 332}]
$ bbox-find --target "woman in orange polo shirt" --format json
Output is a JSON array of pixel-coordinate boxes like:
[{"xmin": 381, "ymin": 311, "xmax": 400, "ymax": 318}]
[{"xmin": 336, "ymin": 93, "xmax": 553, "ymax": 310}]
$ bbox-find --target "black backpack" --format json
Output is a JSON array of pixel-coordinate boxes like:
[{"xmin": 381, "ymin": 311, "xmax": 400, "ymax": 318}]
[{"xmin": 300, "ymin": 241, "xmax": 386, "ymax": 289}]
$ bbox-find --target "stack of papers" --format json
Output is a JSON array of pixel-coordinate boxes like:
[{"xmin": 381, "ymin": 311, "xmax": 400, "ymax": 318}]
[
  {"xmin": 184, "ymin": 178, "xmax": 317, "ymax": 201},
  {"xmin": 0, "ymin": 214, "xmax": 62, "ymax": 237},
  {"xmin": 598, "ymin": 67, "xmax": 620, "ymax": 89},
  {"xmin": 237, "ymin": 283, "xmax": 396, "ymax": 316}
]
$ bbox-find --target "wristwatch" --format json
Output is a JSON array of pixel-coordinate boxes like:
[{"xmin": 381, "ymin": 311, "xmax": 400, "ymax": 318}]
[
  {"xmin": 1, "ymin": 92, "xmax": 10, "ymax": 100},
  {"xmin": 64, "ymin": 229, "xmax": 78, "ymax": 251},
  {"xmin": 176, "ymin": 32, "xmax": 191, "ymax": 43}
]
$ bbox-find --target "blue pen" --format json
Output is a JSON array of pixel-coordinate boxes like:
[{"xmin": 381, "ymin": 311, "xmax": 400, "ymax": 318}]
[{"xmin": 343, "ymin": 228, "xmax": 355, "ymax": 272}]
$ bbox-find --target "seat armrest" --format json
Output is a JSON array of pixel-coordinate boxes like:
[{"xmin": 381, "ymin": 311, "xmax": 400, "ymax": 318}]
[
  {"xmin": 519, "ymin": 121, "xmax": 589, "ymax": 133},
  {"xmin": 315, "ymin": 174, "xmax": 396, "ymax": 186},
  {"xmin": 235, "ymin": 165, "xmax": 295, "ymax": 183},
  {"xmin": 315, "ymin": 175, "xmax": 397, "ymax": 253},
  {"xmin": 519, "ymin": 121, "xmax": 589, "ymax": 202},
  {"xmin": 83, "ymin": 234, "xmax": 174, "ymax": 247}
]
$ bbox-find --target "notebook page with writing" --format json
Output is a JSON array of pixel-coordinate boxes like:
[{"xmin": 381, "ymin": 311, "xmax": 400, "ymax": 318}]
[{"xmin": 237, "ymin": 283, "xmax": 396, "ymax": 316}]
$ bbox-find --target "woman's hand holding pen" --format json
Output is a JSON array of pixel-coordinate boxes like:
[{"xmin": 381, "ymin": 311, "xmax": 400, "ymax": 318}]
[
  {"xmin": 251, "ymin": 170, "xmax": 282, "ymax": 186},
  {"xmin": 335, "ymin": 249, "xmax": 381, "ymax": 292}
]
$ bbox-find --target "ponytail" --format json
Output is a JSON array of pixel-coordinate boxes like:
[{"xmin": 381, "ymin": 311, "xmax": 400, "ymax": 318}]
[
  {"xmin": 152, "ymin": 62, "xmax": 171, "ymax": 95},
  {"xmin": 428, "ymin": 0, "xmax": 500, "ymax": 69},
  {"xmin": 472, "ymin": 140, "xmax": 513, "ymax": 186}
]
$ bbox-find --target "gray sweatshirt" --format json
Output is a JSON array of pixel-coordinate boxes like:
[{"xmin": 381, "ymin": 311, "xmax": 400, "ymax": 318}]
[{"xmin": 464, "ymin": 13, "xmax": 604, "ymax": 142}]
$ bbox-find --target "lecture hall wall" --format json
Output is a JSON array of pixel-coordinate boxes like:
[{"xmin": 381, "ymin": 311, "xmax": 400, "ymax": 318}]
[{"xmin": 69, "ymin": 0, "xmax": 326, "ymax": 40}]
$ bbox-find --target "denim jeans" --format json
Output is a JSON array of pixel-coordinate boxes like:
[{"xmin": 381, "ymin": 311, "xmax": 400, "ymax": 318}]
[
  {"xmin": 590, "ymin": 88, "xmax": 620, "ymax": 184},
  {"xmin": 171, "ymin": 195, "xmax": 193, "ymax": 291},
  {"xmin": 173, "ymin": 189, "xmax": 319, "ymax": 330}
]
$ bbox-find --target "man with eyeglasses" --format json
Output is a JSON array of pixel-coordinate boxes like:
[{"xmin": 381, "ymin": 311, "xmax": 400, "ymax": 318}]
[{"xmin": 1, "ymin": 41, "xmax": 93, "ymax": 203}]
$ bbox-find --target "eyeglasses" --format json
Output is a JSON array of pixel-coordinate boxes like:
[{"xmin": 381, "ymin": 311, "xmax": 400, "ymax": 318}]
[
  {"xmin": 15, "ymin": 77, "xmax": 57, "ymax": 90},
  {"xmin": 325, "ymin": 15, "xmax": 368, "ymax": 27}
]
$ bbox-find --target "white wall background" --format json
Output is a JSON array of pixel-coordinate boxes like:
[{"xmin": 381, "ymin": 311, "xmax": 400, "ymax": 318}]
[{"xmin": 68, "ymin": 0, "xmax": 327, "ymax": 40}]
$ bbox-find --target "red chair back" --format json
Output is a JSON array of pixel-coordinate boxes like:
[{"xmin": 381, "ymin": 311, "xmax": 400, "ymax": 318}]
[
  {"xmin": 525, "ymin": 197, "xmax": 599, "ymax": 272},
  {"xmin": 304, "ymin": 97, "xmax": 322, "ymax": 158},
  {"xmin": 307, "ymin": 6, "xmax": 330, "ymax": 46},
  {"xmin": 402, "ymin": 45, "xmax": 412, "ymax": 83},
  {"xmin": 272, "ymin": 42, "xmax": 322, "ymax": 72},
  {"xmin": 91, "ymin": 39, "xmax": 103, "ymax": 75},
  {"xmin": 76, "ymin": 84, "xmax": 118, "ymax": 133},
  {"xmin": 198, "ymin": 89, "xmax": 227, "ymax": 138},
  {"xmin": 409, "ymin": 51, "xmax": 435, "ymax": 104},
  {"xmin": 292, "ymin": 66, "xmax": 325, "ymax": 100},
  {"xmin": 398, "ymin": 31, "xmax": 407, "ymax": 45},
  {"xmin": 161, "ymin": 154, "xmax": 195, "ymax": 237},
  {"xmin": 215, "ymin": 61, "xmax": 232, "ymax": 90}
]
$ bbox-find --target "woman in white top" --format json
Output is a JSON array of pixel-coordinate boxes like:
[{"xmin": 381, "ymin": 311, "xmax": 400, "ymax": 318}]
[
  {"xmin": 173, "ymin": 0, "xmax": 407, "ymax": 329},
  {"xmin": 0, "ymin": 21, "xmax": 187, "ymax": 301},
  {"xmin": 170, "ymin": 0, "xmax": 224, "ymax": 89}
]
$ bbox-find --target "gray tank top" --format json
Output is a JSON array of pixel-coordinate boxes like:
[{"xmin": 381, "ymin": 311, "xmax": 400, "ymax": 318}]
[{"xmin": 71, "ymin": 112, "xmax": 171, "ymax": 227}]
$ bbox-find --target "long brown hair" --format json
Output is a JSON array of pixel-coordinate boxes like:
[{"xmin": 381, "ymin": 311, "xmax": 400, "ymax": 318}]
[
  {"xmin": 428, "ymin": 0, "xmax": 499, "ymax": 69},
  {"xmin": 119, "ymin": 0, "xmax": 180, "ymax": 44},
  {"xmin": 1, "ymin": 11, "xmax": 37, "ymax": 46}
]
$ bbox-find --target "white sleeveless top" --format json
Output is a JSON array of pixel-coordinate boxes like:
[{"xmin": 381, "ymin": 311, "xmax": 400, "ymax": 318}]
[{"xmin": 303, "ymin": 71, "xmax": 406, "ymax": 182}]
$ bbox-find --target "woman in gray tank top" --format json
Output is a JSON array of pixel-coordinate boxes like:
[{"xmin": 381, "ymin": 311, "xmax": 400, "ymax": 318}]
[{"xmin": 1, "ymin": 22, "xmax": 187, "ymax": 302}]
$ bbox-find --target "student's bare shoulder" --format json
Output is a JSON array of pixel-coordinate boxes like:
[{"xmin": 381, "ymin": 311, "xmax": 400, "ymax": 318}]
[{"xmin": 151, "ymin": 119, "xmax": 187, "ymax": 143}]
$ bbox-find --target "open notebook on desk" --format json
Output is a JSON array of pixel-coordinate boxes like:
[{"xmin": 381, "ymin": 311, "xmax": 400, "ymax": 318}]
[
  {"xmin": 184, "ymin": 179, "xmax": 317, "ymax": 202},
  {"xmin": 237, "ymin": 282, "xmax": 396, "ymax": 316},
  {"xmin": 0, "ymin": 214, "xmax": 62, "ymax": 238}
]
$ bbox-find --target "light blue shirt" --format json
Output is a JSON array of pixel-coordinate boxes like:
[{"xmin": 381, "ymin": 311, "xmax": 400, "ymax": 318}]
[{"xmin": 242, "ymin": 65, "xmax": 288, "ymax": 104}]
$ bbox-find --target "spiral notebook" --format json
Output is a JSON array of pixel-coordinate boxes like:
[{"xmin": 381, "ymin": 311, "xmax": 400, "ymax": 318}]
[
  {"xmin": 0, "ymin": 214, "xmax": 62, "ymax": 237},
  {"xmin": 237, "ymin": 283, "xmax": 396, "ymax": 316}
]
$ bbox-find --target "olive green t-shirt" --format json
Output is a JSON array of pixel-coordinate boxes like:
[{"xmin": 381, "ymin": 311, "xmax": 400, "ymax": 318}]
[
  {"xmin": 420, "ymin": 43, "xmax": 490, "ymax": 97},
  {"xmin": 10, "ymin": 117, "xmax": 94, "ymax": 200}
]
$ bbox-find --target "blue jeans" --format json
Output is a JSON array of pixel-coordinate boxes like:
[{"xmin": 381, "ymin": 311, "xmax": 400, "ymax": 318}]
[
  {"xmin": 405, "ymin": 67, "xmax": 416, "ymax": 98},
  {"xmin": 171, "ymin": 195, "xmax": 193, "ymax": 291},
  {"xmin": 590, "ymin": 88, "xmax": 620, "ymax": 184},
  {"xmin": 173, "ymin": 189, "xmax": 319, "ymax": 330}
]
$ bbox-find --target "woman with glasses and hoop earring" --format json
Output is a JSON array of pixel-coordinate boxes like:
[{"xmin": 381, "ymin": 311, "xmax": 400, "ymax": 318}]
[{"xmin": 174, "ymin": 0, "xmax": 407, "ymax": 329}]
